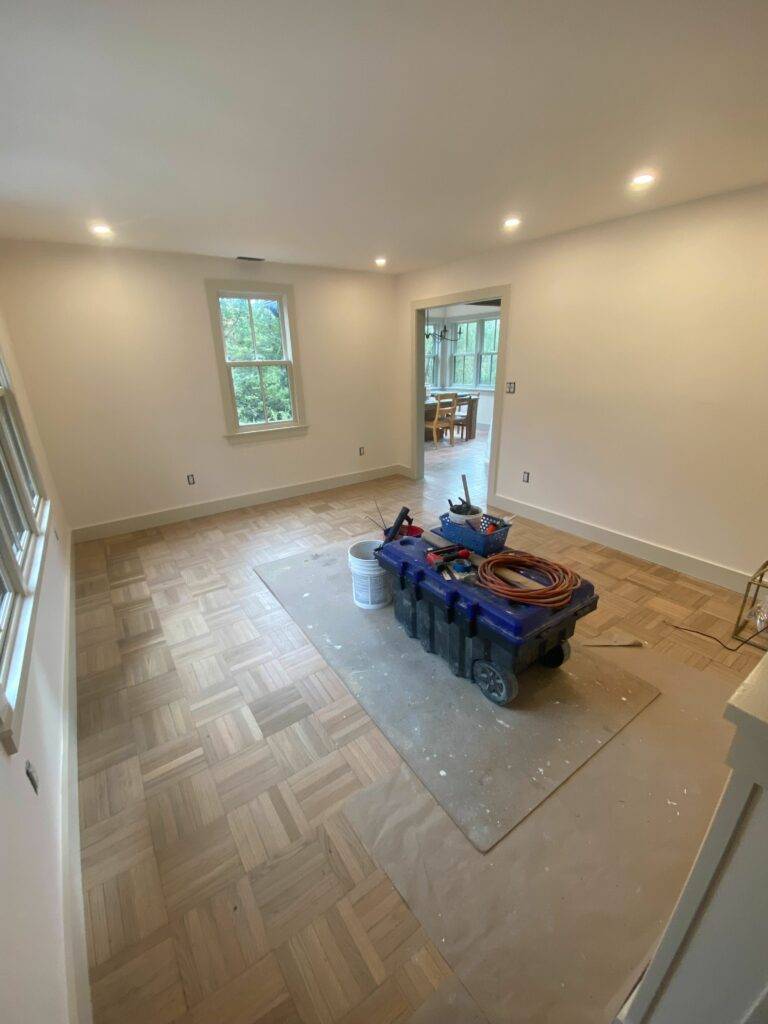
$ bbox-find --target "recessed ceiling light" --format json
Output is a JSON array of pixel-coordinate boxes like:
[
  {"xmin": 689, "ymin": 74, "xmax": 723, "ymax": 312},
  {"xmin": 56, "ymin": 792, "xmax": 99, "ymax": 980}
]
[
  {"xmin": 503, "ymin": 216, "xmax": 522, "ymax": 231},
  {"xmin": 628, "ymin": 170, "xmax": 657, "ymax": 191},
  {"xmin": 89, "ymin": 222, "xmax": 114, "ymax": 237},
  {"xmin": 374, "ymin": 256, "xmax": 387, "ymax": 267}
]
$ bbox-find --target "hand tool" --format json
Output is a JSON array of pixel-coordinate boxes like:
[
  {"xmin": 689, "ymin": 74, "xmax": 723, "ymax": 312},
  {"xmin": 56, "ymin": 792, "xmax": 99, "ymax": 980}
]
[
  {"xmin": 384, "ymin": 506, "xmax": 412, "ymax": 543},
  {"xmin": 425, "ymin": 545, "xmax": 468, "ymax": 566},
  {"xmin": 426, "ymin": 545, "xmax": 470, "ymax": 580},
  {"xmin": 461, "ymin": 473, "xmax": 472, "ymax": 507},
  {"xmin": 373, "ymin": 497, "xmax": 386, "ymax": 530}
]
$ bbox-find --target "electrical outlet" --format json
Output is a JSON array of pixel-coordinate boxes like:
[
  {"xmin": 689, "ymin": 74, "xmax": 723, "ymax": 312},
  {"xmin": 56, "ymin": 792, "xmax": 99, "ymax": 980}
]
[
  {"xmin": 522, "ymin": 471, "xmax": 530, "ymax": 482},
  {"xmin": 187, "ymin": 473, "xmax": 196, "ymax": 485},
  {"xmin": 358, "ymin": 446, "xmax": 365, "ymax": 456},
  {"xmin": 506, "ymin": 381, "xmax": 516, "ymax": 394}
]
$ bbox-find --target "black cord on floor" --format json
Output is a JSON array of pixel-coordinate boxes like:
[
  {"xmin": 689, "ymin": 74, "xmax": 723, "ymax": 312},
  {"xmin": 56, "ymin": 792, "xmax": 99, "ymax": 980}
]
[{"xmin": 665, "ymin": 621, "xmax": 767, "ymax": 653}]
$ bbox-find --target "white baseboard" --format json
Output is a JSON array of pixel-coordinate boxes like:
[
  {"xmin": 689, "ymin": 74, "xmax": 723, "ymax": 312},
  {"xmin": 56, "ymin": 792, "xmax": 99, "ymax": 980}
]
[
  {"xmin": 61, "ymin": 540, "xmax": 93, "ymax": 1024},
  {"xmin": 72, "ymin": 464, "xmax": 411, "ymax": 542},
  {"xmin": 491, "ymin": 492, "xmax": 749, "ymax": 593}
]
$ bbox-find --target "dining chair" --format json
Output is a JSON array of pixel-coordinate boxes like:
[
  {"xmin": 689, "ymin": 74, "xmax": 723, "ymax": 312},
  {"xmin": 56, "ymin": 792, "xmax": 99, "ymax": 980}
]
[
  {"xmin": 453, "ymin": 394, "xmax": 471, "ymax": 440},
  {"xmin": 426, "ymin": 392, "xmax": 458, "ymax": 446}
]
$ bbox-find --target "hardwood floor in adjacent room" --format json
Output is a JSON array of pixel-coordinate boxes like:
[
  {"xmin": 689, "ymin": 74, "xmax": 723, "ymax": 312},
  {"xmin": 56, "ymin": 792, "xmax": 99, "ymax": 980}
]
[{"xmin": 74, "ymin": 446, "xmax": 759, "ymax": 1023}]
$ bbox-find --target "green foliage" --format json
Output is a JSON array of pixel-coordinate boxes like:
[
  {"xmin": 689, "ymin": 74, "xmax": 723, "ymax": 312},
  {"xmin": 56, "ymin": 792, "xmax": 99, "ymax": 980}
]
[
  {"xmin": 220, "ymin": 296, "xmax": 293, "ymax": 426},
  {"xmin": 261, "ymin": 366, "xmax": 293, "ymax": 421},
  {"xmin": 424, "ymin": 330, "xmax": 438, "ymax": 386},
  {"xmin": 451, "ymin": 319, "xmax": 499, "ymax": 387},
  {"xmin": 231, "ymin": 366, "xmax": 264, "ymax": 424},
  {"xmin": 452, "ymin": 355, "xmax": 475, "ymax": 385},
  {"xmin": 250, "ymin": 299, "xmax": 284, "ymax": 360},
  {"xmin": 479, "ymin": 353, "xmax": 497, "ymax": 385},
  {"xmin": 220, "ymin": 297, "xmax": 255, "ymax": 360},
  {"xmin": 483, "ymin": 319, "xmax": 499, "ymax": 354},
  {"xmin": 454, "ymin": 322, "xmax": 478, "ymax": 355},
  {"xmin": 479, "ymin": 319, "xmax": 499, "ymax": 386},
  {"xmin": 219, "ymin": 297, "xmax": 284, "ymax": 361},
  {"xmin": 231, "ymin": 365, "xmax": 293, "ymax": 426}
]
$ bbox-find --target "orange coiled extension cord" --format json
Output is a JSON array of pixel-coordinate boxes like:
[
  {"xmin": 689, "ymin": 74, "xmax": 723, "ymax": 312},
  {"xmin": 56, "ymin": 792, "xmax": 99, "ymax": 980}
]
[{"xmin": 477, "ymin": 550, "xmax": 581, "ymax": 608}]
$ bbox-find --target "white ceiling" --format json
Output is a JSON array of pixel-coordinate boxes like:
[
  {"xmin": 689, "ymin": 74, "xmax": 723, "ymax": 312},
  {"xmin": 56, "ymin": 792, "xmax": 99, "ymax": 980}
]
[{"xmin": 2, "ymin": 1, "xmax": 768, "ymax": 273}]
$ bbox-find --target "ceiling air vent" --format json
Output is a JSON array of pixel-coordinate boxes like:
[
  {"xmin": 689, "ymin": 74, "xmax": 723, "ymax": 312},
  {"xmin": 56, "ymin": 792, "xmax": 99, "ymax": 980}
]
[{"xmin": 236, "ymin": 256, "xmax": 265, "ymax": 262}]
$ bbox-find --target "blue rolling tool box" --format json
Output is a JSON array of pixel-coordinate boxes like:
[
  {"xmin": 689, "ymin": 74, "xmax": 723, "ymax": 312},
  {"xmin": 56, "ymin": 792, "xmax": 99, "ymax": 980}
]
[{"xmin": 375, "ymin": 532, "xmax": 598, "ymax": 705}]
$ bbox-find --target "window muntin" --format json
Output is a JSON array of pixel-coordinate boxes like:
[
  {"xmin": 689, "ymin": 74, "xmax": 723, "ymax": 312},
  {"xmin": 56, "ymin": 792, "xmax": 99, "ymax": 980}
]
[
  {"xmin": 0, "ymin": 445, "xmax": 29, "ymax": 564},
  {"xmin": 214, "ymin": 291, "xmax": 299, "ymax": 432},
  {"xmin": 479, "ymin": 318, "xmax": 499, "ymax": 387},
  {"xmin": 451, "ymin": 322, "xmax": 478, "ymax": 386},
  {"xmin": 0, "ymin": 358, "xmax": 49, "ymax": 753},
  {"xmin": 0, "ymin": 561, "xmax": 13, "ymax": 665},
  {"xmin": 424, "ymin": 329, "xmax": 440, "ymax": 388},
  {"xmin": 0, "ymin": 402, "xmax": 39, "ymax": 513},
  {"xmin": 449, "ymin": 318, "xmax": 500, "ymax": 389}
]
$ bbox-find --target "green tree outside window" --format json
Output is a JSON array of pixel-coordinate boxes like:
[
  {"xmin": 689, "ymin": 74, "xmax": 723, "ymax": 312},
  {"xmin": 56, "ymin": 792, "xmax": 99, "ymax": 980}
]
[{"xmin": 218, "ymin": 295, "xmax": 296, "ymax": 428}]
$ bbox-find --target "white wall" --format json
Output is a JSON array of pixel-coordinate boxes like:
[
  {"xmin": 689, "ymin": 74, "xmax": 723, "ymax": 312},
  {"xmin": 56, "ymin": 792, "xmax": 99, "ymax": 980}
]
[
  {"xmin": 476, "ymin": 392, "xmax": 493, "ymax": 428},
  {"xmin": 396, "ymin": 185, "xmax": 768, "ymax": 583},
  {"xmin": 0, "ymin": 308, "xmax": 85, "ymax": 1022},
  {"xmin": 0, "ymin": 242, "xmax": 399, "ymax": 532}
]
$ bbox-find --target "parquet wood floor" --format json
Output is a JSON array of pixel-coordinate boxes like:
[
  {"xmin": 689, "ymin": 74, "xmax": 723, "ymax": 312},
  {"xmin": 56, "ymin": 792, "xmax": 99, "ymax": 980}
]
[{"xmin": 75, "ymin": 435, "xmax": 759, "ymax": 1022}]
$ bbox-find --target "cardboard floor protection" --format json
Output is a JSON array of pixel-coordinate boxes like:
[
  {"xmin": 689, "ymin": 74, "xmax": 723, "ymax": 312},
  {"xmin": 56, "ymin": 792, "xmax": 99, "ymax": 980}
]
[
  {"xmin": 343, "ymin": 649, "xmax": 739, "ymax": 1024},
  {"xmin": 258, "ymin": 543, "xmax": 659, "ymax": 851}
]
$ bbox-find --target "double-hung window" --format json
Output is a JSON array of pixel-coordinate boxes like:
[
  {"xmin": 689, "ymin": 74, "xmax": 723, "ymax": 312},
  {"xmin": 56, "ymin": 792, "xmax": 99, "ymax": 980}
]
[
  {"xmin": 451, "ymin": 322, "xmax": 479, "ymax": 386},
  {"xmin": 0, "ymin": 355, "xmax": 49, "ymax": 753},
  {"xmin": 479, "ymin": 318, "xmax": 499, "ymax": 386},
  {"xmin": 450, "ymin": 318, "xmax": 500, "ymax": 389},
  {"xmin": 210, "ymin": 284, "xmax": 304, "ymax": 436}
]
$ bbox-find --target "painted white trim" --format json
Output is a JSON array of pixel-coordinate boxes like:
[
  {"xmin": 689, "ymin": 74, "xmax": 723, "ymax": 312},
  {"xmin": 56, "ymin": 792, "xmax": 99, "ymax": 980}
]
[
  {"xmin": 491, "ymin": 491, "xmax": 749, "ymax": 593},
  {"xmin": 72, "ymin": 464, "xmax": 411, "ymax": 542},
  {"xmin": 61, "ymin": 542, "xmax": 93, "ymax": 1024},
  {"xmin": 409, "ymin": 283, "xmax": 511, "ymax": 498},
  {"xmin": 205, "ymin": 279, "xmax": 307, "ymax": 437},
  {"xmin": 224, "ymin": 424, "xmax": 309, "ymax": 444}
]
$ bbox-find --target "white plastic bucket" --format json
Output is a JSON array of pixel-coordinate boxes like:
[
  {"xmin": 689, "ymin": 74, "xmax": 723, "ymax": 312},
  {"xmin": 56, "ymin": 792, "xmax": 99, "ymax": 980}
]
[{"xmin": 348, "ymin": 540, "xmax": 392, "ymax": 610}]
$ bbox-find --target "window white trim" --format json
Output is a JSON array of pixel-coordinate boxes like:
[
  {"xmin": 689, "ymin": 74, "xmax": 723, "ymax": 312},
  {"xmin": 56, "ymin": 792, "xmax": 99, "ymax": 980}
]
[
  {"xmin": 449, "ymin": 316, "xmax": 499, "ymax": 390},
  {"xmin": 0, "ymin": 371, "xmax": 50, "ymax": 755},
  {"xmin": 207, "ymin": 280, "xmax": 306, "ymax": 438},
  {"xmin": 425, "ymin": 312, "xmax": 500, "ymax": 391},
  {"xmin": 224, "ymin": 423, "xmax": 309, "ymax": 444}
]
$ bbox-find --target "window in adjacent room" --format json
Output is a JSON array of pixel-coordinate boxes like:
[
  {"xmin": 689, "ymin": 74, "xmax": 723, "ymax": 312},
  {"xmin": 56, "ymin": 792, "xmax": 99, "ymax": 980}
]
[
  {"xmin": 424, "ymin": 326, "xmax": 440, "ymax": 388},
  {"xmin": 210, "ymin": 285, "xmax": 304, "ymax": 435},
  {"xmin": 479, "ymin": 317, "xmax": 499, "ymax": 386},
  {"xmin": 451, "ymin": 321, "xmax": 478, "ymax": 386},
  {"xmin": 0, "ymin": 355, "xmax": 50, "ymax": 754},
  {"xmin": 450, "ymin": 318, "xmax": 499, "ymax": 388}
]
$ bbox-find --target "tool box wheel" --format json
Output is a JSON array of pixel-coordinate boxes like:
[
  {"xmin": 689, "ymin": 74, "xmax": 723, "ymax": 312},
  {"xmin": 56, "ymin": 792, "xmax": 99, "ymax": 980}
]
[
  {"xmin": 540, "ymin": 640, "xmax": 571, "ymax": 669},
  {"xmin": 471, "ymin": 660, "xmax": 519, "ymax": 706}
]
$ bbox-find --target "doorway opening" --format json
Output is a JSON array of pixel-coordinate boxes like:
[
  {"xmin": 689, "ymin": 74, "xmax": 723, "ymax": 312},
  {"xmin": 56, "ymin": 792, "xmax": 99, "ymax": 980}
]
[{"xmin": 411, "ymin": 287, "xmax": 509, "ymax": 509}]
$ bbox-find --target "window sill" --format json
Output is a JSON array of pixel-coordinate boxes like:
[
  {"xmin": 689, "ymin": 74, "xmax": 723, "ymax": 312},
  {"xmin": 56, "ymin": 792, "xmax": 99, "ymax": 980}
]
[
  {"xmin": 224, "ymin": 423, "xmax": 309, "ymax": 444},
  {"xmin": 427, "ymin": 386, "xmax": 496, "ymax": 394}
]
